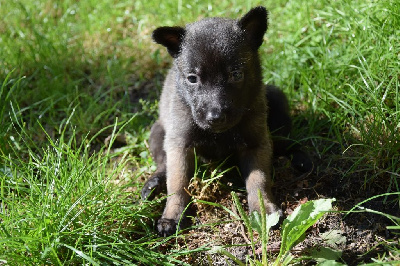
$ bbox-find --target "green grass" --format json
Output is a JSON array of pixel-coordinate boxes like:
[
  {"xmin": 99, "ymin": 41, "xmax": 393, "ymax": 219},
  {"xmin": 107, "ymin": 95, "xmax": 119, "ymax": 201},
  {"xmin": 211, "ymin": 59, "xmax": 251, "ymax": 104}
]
[
  {"xmin": 1, "ymin": 0, "xmax": 399, "ymax": 264},
  {"xmin": 263, "ymin": 0, "xmax": 400, "ymax": 179}
]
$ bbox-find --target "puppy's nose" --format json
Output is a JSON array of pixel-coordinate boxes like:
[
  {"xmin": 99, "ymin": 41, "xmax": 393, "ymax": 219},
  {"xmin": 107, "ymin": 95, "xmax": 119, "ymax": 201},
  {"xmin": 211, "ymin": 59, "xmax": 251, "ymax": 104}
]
[{"xmin": 206, "ymin": 108, "xmax": 226, "ymax": 125}]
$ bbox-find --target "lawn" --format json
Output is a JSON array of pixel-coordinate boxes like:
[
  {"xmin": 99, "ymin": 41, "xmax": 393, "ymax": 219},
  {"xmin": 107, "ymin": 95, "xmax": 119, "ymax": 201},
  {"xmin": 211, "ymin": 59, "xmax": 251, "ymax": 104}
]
[{"xmin": 1, "ymin": 0, "xmax": 399, "ymax": 264}]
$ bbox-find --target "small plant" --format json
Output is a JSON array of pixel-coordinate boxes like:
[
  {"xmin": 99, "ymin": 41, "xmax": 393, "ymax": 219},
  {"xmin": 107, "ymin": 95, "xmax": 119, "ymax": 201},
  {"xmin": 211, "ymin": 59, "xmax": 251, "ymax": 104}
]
[
  {"xmin": 211, "ymin": 192, "xmax": 336, "ymax": 265},
  {"xmin": 189, "ymin": 153, "xmax": 238, "ymax": 205}
]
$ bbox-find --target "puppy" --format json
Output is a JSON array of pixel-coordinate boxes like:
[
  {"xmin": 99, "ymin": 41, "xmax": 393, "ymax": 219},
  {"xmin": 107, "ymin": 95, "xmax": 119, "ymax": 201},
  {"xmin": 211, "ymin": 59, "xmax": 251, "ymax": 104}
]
[{"xmin": 142, "ymin": 6, "xmax": 311, "ymax": 236}]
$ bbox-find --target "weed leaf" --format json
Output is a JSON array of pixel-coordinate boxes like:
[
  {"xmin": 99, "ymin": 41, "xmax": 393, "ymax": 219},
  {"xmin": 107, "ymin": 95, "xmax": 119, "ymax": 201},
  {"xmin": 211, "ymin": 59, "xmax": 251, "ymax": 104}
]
[
  {"xmin": 309, "ymin": 246, "xmax": 343, "ymax": 262},
  {"xmin": 279, "ymin": 199, "xmax": 335, "ymax": 261},
  {"xmin": 250, "ymin": 211, "xmax": 280, "ymax": 236},
  {"xmin": 250, "ymin": 211, "xmax": 263, "ymax": 235},
  {"xmin": 320, "ymin": 230, "xmax": 346, "ymax": 249}
]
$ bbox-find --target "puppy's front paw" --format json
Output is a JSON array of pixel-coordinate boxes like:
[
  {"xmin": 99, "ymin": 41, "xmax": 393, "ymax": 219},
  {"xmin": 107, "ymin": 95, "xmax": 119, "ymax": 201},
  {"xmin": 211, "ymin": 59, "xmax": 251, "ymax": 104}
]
[
  {"xmin": 249, "ymin": 200, "xmax": 283, "ymax": 218},
  {"xmin": 264, "ymin": 202, "xmax": 283, "ymax": 217},
  {"xmin": 141, "ymin": 173, "xmax": 166, "ymax": 200},
  {"xmin": 157, "ymin": 218, "xmax": 178, "ymax": 237}
]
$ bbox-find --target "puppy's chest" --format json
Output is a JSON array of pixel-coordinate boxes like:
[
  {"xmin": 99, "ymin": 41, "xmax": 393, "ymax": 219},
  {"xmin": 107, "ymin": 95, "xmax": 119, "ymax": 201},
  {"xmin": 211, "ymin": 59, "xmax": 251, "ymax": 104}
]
[{"xmin": 188, "ymin": 129, "xmax": 248, "ymax": 160}]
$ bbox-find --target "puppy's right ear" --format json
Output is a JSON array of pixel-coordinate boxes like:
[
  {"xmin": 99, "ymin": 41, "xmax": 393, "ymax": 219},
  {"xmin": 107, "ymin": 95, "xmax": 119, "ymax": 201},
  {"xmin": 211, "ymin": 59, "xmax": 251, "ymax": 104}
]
[{"xmin": 152, "ymin": 26, "xmax": 185, "ymax": 58}]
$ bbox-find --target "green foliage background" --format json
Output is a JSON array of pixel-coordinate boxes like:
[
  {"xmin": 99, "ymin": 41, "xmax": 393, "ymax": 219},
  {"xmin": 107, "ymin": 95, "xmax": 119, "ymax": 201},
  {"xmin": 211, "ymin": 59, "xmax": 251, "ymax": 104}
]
[{"xmin": 0, "ymin": 0, "xmax": 399, "ymax": 264}]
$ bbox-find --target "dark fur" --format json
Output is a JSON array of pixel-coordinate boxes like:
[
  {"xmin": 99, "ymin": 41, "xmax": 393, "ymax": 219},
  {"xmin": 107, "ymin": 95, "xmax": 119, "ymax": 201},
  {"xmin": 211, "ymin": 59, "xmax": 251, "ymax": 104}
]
[{"xmin": 142, "ymin": 7, "xmax": 311, "ymax": 236}]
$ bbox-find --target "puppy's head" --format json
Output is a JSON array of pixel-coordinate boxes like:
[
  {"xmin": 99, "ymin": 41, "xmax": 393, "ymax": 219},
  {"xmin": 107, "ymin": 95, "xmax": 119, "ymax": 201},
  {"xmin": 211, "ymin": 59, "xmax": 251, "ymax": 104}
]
[{"xmin": 153, "ymin": 7, "xmax": 268, "ymax": 133}]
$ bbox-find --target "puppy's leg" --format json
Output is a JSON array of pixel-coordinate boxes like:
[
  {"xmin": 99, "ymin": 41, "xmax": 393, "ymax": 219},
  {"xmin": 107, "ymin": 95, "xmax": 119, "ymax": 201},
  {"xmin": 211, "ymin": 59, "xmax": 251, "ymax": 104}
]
[
  {"xmin": 238, "ymin": 137, "xmax": 282, "ymax": 216},
  {"xmin": 157, "ymin": 144, "xmax": 194, "ymax": 236},
  {"xmin": 141, "ymin": 121, "xmax": 167, "ymax": 200},
  {"xmin": 266, "ymin": 85, "xmax": 313, "ymax": 172}
]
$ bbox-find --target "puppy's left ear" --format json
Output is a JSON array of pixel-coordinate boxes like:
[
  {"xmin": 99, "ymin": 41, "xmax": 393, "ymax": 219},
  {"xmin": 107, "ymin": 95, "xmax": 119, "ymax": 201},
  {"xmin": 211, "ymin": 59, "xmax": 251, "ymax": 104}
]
[{"xmin": 238, "ymin": 6, "xmax": 268, "ymax": 50}]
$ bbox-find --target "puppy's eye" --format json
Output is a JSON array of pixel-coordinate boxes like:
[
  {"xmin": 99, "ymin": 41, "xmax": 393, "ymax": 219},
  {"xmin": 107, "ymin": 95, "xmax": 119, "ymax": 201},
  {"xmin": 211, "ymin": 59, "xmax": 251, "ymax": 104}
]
[
  {"xmin": 187, "ymin": 74, "xmax": 198, "ymax": 84},
  {"xmin": 230, "ymin": 70, "xmax": 244, "ymax": 82}
]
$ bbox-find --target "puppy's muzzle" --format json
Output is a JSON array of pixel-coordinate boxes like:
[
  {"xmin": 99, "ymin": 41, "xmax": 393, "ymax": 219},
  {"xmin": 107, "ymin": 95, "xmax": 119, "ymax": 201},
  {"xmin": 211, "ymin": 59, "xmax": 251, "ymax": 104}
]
[{"xmin": 206, "ymin": 108, "xmax": 227, "ymax": 126}]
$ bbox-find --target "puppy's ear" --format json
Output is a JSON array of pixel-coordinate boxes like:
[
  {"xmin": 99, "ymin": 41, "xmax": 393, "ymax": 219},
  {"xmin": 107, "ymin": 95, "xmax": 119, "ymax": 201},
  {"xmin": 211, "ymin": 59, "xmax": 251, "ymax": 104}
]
[
  {"xmin": 238, "ymin": 6, "xmax": 268, "ymax": 50},
  {"xmin": 152, "ymin": 26, "xmax": 185, "ymax": 58}
]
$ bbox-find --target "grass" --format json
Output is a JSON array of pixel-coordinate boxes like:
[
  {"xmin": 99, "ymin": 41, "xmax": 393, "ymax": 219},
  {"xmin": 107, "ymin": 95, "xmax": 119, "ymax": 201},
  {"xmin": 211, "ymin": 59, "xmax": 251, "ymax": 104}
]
[{"xmin": 1, "ymin": 0, "xmax": 399, "ymax": 264}]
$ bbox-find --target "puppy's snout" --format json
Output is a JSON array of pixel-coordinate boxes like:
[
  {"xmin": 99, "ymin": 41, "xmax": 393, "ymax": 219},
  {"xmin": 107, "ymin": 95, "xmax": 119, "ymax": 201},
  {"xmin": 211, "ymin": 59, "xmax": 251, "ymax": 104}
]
[{"xmin": 206, "ymin": 108, "xmax": 226, "ymax": 125}]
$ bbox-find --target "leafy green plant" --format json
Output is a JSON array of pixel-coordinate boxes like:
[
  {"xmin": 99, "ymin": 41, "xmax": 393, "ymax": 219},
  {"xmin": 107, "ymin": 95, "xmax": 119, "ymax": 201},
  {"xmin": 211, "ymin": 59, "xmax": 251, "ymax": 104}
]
[
  {"xmin": 211, "ymin": 192, "xmax": 336, "ymax": 265},
  {"xmin": 275, "ymin": 198, "xmax": 337, "ymax": 265}
]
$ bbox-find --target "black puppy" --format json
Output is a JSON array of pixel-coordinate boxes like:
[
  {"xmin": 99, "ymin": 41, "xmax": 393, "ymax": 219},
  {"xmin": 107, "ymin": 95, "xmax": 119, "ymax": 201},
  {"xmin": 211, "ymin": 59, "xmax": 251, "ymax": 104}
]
[{"xmin": 142, "ymin": 6, "xmax": 311, "ymax": 236}]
